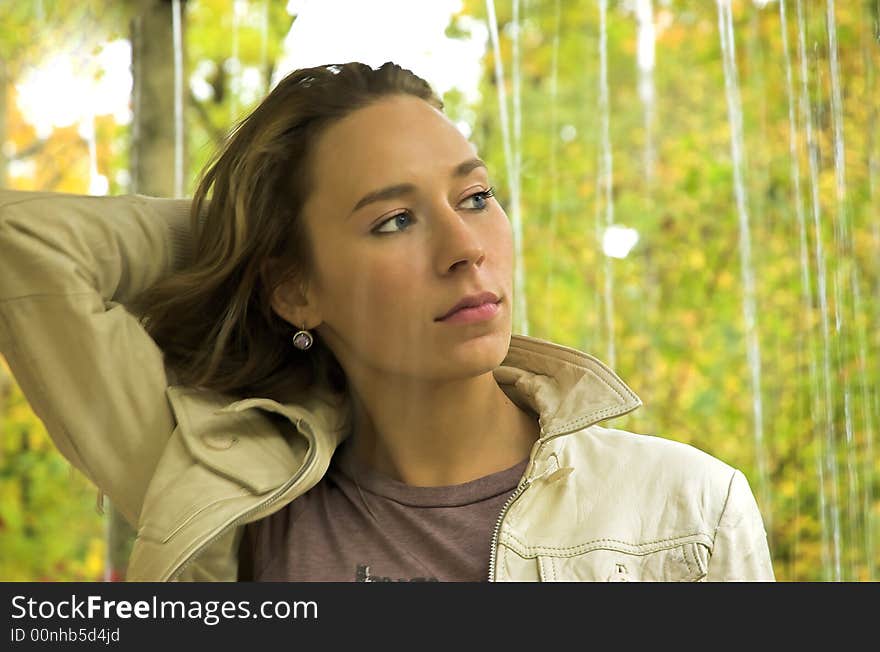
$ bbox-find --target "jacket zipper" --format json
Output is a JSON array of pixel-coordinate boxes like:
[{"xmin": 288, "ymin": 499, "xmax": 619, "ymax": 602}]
[
  {"xmin": 164, "ymin": 424, "xmax": 319, "ymax": 582},
  {"xmin": 487, "ymin": 473, "xmax": 534, "ymax": 582},
  {"xmin": 487, "ymin": 396, "xmax": 642, "ymax": 582}
]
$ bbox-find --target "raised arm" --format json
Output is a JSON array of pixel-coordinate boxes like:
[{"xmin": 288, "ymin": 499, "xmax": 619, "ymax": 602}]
[{"xmin": 0, "ymin": 190, "xmax": 193, "ymax": 528}]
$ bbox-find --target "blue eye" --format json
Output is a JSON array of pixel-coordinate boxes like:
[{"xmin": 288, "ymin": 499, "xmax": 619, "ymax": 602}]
[
  {"xmin": 373, "ymin": 211, "xmax": 414, "ymax": 234},
  {"xmin": 464, "ymin": 187, "xmax": 496, "ymax": 210},
  {"xmin": 371, "ymin": 187, "xmax": 496, "ymax": 235}
]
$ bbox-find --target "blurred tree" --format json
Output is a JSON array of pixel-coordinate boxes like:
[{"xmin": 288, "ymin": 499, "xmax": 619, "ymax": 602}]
[
  {"xmin": 102, "ymin": 0, "xmax": 188, "ymax": 582},
  {"xmin": 130, "ymin": 0, "xmax": 185, "ymax": 197}
]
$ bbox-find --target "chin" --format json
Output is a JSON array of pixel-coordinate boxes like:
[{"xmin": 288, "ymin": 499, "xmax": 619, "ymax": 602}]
[{"xmin": 448, "ymin": 331, "xmax": 510, "ymax": 362}]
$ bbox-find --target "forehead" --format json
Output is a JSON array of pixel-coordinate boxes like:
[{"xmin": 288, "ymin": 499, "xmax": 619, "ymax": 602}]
[{"xmin": 308, "ymin": 95, "xmax": 479, "ymax": 196}]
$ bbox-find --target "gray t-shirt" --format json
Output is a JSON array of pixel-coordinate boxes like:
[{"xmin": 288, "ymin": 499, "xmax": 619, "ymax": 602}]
[{"xmin": 240, "ymin": 437, "xmax": 529, "ymax": 582}]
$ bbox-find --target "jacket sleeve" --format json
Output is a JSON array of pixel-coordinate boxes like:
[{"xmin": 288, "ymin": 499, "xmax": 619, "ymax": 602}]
[
  {"xmin": 706, "ymin": 468, "xmax": 776, "ymax": 581},
  {"xmin": 0, "ymin": 190, "xmax": 193, "ymax": 528}
]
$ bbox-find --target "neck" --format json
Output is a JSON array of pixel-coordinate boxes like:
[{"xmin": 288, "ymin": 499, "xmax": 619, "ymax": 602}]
[{"xmin": 345, "ymin": 370, "xmax": 540, "ymax": 487}]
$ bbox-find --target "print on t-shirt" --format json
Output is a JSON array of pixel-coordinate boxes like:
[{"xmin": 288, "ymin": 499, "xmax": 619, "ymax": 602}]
[{"xmin": 355, "ymin": 564, "xmax": 439, "ymax": 582}]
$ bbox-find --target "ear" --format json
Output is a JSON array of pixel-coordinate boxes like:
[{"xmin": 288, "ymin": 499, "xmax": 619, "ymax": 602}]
[{"xmin": 261, "ymin": 257, "xmax": 316, "ymax": 328}]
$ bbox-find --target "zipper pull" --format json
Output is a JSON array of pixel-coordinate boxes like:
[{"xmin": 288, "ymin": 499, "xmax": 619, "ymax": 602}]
[{"xmin": 529, "ymin": 452, "xmax": 574, "ymax": 485}]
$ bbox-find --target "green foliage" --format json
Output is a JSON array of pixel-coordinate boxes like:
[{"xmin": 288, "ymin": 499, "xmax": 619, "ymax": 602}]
[
  {"xmin": 0, "ymin": 1, "xmax": 133, "ymax": 72},
  {"xmin": 0, "ymin": 359, "xmax": 105, "ymax": 581},
  {"xmin": 455, "ymin": 0, "xmax": 879, "ymax": 581},
  {"xmin": 184, "ymin": 0, "xmax": 294, "ymax": 191}
]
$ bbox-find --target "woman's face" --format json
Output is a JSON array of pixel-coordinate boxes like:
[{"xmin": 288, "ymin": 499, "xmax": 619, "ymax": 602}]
[{"xmin": 288, "ymin": 93, "xmax": 515, "ymax": 384}]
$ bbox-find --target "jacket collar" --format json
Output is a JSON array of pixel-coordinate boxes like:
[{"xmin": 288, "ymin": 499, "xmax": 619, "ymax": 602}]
[
  {"xmin": 212, "ymin": 333, "xmax": 642, "ymax": 445},
  {"xmin": 140, "ymin": 333, "xmax": 642, "ymax": 581}
]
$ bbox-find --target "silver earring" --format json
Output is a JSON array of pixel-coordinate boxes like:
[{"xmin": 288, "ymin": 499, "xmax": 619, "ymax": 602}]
[{"xmin": 292, "ymin": 325, "xmax": 314, "ymax": 351}]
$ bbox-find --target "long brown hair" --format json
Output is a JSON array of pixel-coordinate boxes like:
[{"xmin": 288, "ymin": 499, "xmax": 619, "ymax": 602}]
[{"xmin": 128, "ymin": 62, "xmax": 444, "ymax": 401}]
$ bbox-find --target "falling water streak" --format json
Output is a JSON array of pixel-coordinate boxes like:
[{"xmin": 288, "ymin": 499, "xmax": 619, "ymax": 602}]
[
  {"xmin": 485, "ymin": 0, "xmax": 528, "ymax": 335},
  {"xmin": 816, "ymin": 37, "xmax": 852, "ymax": 580},
  {"xmin": 871, "ymin": 8, "xmax": 880, "ymax": 271},
  {"xmin": 826, "ymin": 0, "xmax": 869, "ymax": 580},
  {"xmin": 796, "ymin": 0, "xmax": 840, "ymax": 582},
  {"xmin": 230, "ymin": 0, "xmax": 241, "ymax": 125},
  {"xmin": 635, "ymin": 0, "xmax": 656, "ymax": 183},
  {"xmin": 544, "ymin": 0, "xmax": 561, "ymax": 334},
  {"xmin": 598, "ymin": 0, "xmax": 616, "ymax": 369},
  {"xmin": 592, "ymin": 5, "xmax": 605, "ymax": 358},
  {"xmin": 172, "ymin": 0, "xmax": 184, "ymax": 197},
  {"xmin": 0, "ymin": 60, "xmax": 6, "ymax": 188},
  {"xmin": 848, "ymin": 273, "xmax": 878, "ymax": 580},
  {"xmin": 130, "ymin": 15, "xmax": 142, "ymax": 195},
  {"xmin": 83, "ymin": 114, "xmax": 100, "ymax": 194},
  {"xmin": 261, "ymin": 0, "xmax": 270, "ymax": 94},
  {"xmin": 511, "ymin": 0, "xmax": 527, "ymax": 335},
  {"xmin": 780, "ymin": 0, "xmax": 821, "ymax": 578},
  {"xmin": 860, "ymin": 285, "xmax": 878, "ymax": 579},
  {"xmin": 635, "ymin": 0, "xmax": 659, "ymax": 428},
  {"xmin": 716, "ymin": 0, "xmax": 770, "ymax": 534},
  {"xmin": 825, "ymin": 0, "xmax": 847, "ymax": 210},
  {"xmin": 819, "ymin": 42, "xmax": 850, "ymax": 574},
  {"xmin": 859, "ymin": 3, "xmax": 878, "ymax": 582},
  {"xmin": 512, "ymin": 0, "xmax": 522, "ymax": 197}
]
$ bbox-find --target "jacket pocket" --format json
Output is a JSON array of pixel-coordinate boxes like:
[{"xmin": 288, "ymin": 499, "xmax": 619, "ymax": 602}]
[
  {"xmin": 167, "ymin": 386, "xmax": 309, "ymax": 494},
  {"xmin": 536, "ymin": 539, "xmax": 710, "ymax": 582}
]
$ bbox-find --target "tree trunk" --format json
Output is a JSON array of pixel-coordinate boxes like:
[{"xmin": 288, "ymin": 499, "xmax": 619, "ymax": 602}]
[
  {"xmin": 105, "ymin": 0, "xmax": 186, "ymax": 582},
  {"xmin": 130, "ymin": 0, "xmax": 184, "ymax": 197}
]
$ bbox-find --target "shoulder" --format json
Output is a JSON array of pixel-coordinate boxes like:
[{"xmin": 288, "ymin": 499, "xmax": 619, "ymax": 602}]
[
  {"xmin": 559, "ymin": 424, "xmax": 739, "ymax": 502},
  {"xmin": 589, "ymin": 424, "xmax": 732, "ymax": 468}
]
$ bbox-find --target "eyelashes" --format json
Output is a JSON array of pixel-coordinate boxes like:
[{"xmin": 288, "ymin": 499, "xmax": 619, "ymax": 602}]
[{"xmin": 371, "ymin": 186, "xmax": 497, "ymax": 235}]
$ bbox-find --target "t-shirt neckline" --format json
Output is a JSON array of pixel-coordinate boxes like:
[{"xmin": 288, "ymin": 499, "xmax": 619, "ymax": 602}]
[{"xmin": 330, "ymin": 437, "xmax": 529, "ymax": 508}]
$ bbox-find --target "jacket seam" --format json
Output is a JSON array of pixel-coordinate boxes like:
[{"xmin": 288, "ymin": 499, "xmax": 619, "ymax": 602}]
[
  {"xmin": 0, "ymin": 194, "xmax": 148, "ymax": 211},
  {"xmin": 0, "ymin": 291, "xmax": 99, "ymax": 306},
  {"xmin": 712, "ymin": 469, "xmax": 739, "ymax": 553},
  {"xmin": 546, "ymin": 405, "xmax": 630, "ymax": 436},
  {"xmin": 510, "ymin": 336, "xmax": 630, "ymax": 383},
  {"xmin": 538, "ymin": 555, "xmax": 556, "ymax": 581},
  {"xmin": 0, "ymin": 194, "xmax": 81, "ymax": 211},
  {"xmin": 682, "ymin": 544, "xmax": 695, "ymax": 575},
  {"xmin": 140, "ymin": 490, "xmax": 251, "ymax": 544},
  {"xmin": 495, "ymin": 544, "xmax": 506, "ymax": 581},
  {"xmin": 505, "ymin": 531, "xmax": 712, "ymax": 557},
  {"xmin": 507, "ymin": 337, "xmax": 641, "ymax": 436}
]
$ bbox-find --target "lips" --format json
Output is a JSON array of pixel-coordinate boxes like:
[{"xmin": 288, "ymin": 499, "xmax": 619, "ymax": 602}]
[{"xmin": 437, "ymin": 291, "xmax": 501, "ymax": 320}]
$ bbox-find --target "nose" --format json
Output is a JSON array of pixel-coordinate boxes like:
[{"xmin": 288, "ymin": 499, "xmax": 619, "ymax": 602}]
[{"xmin": 432, "ymin": 202, "xmax": 487, "ymax": 274}]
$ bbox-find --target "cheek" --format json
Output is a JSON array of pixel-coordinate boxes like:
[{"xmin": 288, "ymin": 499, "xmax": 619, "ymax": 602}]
[
  {"xmin": 490, "ymin": 210, "xmax": 515, "ymax": 263},
  {"xmin": 325, "ymin": 253, "xmax": 421, "ymax": 321}
]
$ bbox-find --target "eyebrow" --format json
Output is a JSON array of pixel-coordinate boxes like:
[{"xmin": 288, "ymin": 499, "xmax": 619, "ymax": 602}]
[{"xmin": 349, "ymin": 157, "xmax": 488, "ymax": 216}]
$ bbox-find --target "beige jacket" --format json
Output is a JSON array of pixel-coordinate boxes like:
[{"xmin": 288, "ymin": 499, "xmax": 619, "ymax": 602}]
[{"xmin": 0, "ymin": 190, "xmax": 775, "ymax": 582}]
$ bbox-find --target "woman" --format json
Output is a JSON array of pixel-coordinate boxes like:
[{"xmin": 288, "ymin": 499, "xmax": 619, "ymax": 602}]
[{"xmin": 0, "ymin": 61, "xmax": 774, "ymax": 581}]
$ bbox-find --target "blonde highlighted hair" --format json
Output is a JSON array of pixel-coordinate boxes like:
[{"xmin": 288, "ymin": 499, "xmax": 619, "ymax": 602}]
[{"xmin": 129, "ymin": 62, "xmax": 443, "ymax": 401}]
